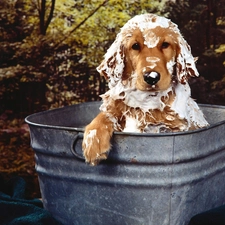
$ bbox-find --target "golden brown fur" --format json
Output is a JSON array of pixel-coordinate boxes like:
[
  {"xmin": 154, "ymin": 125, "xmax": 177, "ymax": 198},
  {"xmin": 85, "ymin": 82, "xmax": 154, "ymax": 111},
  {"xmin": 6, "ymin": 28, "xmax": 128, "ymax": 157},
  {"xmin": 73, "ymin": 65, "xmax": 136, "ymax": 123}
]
[
  {"xmin": 122, "ymin": 28, "xmax": 179, "ymax": 92},
  {"xmin": 82, "ymin": 14, "xmax": 208, "ymax": 165}
]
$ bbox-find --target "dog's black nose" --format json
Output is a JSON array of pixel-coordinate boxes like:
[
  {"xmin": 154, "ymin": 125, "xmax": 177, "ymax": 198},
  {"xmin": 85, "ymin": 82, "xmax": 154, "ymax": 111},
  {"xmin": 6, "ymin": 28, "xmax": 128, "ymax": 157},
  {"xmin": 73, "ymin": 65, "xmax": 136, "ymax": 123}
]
[{"xmin": 144, "ymin": 72, "xmax": 160, "ymax": 85}]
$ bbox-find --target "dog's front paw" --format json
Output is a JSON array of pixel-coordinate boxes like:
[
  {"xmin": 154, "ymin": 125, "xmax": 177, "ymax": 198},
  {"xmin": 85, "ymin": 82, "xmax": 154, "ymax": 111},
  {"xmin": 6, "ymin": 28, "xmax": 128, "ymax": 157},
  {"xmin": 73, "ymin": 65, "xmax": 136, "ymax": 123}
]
[{"xmin": 82, "ymin": 123, "xmax": 112, "ymax": 166}]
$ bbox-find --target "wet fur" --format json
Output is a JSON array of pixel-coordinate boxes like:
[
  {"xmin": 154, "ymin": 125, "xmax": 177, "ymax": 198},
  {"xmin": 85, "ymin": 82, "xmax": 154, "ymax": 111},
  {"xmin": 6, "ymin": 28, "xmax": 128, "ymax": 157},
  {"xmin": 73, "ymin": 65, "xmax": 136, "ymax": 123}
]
[{"xmin": 82, "ymin": 14, "xmax": 208, "ymax": 165}]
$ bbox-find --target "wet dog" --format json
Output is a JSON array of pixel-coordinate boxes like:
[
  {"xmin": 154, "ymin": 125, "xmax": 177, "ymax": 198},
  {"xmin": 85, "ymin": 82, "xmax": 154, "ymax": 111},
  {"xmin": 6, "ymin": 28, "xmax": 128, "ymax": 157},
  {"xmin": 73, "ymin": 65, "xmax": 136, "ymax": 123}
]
[{"xmin": 82, "ymin": 13, "xmax": 209, "ymax": 165}]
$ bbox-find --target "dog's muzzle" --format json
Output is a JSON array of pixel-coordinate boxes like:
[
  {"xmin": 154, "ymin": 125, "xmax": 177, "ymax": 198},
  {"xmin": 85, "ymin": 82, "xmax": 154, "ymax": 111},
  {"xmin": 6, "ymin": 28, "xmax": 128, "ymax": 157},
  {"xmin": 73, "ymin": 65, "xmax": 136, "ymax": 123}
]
[{"xmin": 144, "ymin": 71, "xmax": 160, "ymax": 85}]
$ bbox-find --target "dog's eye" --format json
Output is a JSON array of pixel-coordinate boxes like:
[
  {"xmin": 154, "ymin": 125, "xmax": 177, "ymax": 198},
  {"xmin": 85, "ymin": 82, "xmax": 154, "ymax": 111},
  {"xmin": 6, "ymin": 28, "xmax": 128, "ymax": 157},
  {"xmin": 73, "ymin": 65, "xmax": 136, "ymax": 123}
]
[
  {"xmin": 132, "ymin": 43, "xmax": 140, "ymax": 50},
  {"xmin": 161, "ymin": 42, "xmax": 170, "ymax": 49}
]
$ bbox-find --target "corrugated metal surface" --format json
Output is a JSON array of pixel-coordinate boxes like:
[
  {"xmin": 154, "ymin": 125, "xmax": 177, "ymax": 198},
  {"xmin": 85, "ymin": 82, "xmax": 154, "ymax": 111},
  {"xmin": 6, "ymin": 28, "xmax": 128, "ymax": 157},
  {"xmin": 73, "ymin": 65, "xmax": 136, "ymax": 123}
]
[{"xmin": 26, "ymin": 102, "xmax": 225, "ymax": 225}]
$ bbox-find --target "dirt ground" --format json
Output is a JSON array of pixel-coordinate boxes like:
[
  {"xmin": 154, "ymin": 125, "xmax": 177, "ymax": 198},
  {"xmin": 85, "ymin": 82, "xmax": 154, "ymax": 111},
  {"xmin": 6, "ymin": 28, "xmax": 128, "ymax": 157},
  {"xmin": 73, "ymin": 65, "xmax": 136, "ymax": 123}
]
[{"xmin": 0, "ymin": 111, "xmax": 41, "ymax": 198}]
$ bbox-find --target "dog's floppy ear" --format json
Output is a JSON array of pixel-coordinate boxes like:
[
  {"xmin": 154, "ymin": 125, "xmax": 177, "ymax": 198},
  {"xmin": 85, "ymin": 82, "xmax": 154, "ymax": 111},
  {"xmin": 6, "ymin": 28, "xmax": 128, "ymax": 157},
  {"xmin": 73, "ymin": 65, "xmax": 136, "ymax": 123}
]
[
  {"xmin": 96, "ymin": 34, "xmax": 125, "ymax": 88},
  {"xmin": 176, "ymin": 36, "xmax": 199, "ymax": 84}
]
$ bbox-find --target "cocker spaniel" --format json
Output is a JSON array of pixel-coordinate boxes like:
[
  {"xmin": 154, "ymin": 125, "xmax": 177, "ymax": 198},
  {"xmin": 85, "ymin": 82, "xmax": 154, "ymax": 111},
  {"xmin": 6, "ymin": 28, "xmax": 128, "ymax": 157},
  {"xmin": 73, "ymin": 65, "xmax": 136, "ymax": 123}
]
[{"xmin": 82, "ymin": 13, "xmax": 209, "ymax": 165}]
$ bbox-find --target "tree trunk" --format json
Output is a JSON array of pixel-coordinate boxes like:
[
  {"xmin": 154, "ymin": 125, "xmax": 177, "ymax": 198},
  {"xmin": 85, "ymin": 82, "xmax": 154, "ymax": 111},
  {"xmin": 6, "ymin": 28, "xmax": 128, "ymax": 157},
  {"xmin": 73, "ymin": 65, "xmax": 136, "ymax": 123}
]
[{"xmin": 38, "ymin": 0, "xmax": 55, "ymax": 35}]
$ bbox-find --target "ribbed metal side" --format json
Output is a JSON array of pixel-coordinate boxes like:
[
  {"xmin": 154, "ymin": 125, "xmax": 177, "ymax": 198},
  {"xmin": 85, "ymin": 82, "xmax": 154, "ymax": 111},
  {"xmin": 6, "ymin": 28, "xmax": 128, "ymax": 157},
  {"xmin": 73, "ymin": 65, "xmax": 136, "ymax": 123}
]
[{"xmin": 26, "ymin": 102, "xmax": 225, "ymax": 225}]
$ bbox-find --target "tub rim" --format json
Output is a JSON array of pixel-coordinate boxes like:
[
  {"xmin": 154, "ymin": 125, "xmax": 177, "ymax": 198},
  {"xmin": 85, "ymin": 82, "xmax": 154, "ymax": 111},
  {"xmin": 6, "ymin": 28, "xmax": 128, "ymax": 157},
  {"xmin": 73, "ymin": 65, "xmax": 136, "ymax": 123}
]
[{"xmin": 25, "ymin": 102, "xmax": 225, "ymax": 137}]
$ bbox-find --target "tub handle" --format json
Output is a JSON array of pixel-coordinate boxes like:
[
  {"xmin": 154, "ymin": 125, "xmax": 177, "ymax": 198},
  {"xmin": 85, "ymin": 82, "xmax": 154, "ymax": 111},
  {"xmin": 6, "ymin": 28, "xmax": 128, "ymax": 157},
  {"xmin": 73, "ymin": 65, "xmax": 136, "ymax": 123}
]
[{"xmin": 71, "ymin": 132, "xmax": 85, "ymax": 161}]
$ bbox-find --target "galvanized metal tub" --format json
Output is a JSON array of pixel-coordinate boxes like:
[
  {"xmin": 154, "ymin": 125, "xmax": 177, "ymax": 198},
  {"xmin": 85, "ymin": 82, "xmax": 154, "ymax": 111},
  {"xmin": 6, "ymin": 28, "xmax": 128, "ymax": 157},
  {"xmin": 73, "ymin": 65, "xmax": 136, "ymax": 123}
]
[{"xmin": 25, "ymin": 102, "xmax": 225, "ymax": 225}]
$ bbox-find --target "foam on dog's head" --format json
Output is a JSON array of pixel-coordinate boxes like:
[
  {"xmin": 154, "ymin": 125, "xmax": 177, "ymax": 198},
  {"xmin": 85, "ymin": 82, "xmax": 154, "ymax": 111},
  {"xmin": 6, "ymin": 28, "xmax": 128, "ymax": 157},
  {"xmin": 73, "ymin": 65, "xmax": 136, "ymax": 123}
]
[
  {"xmin": 97, "ymin": 13, "xmax": 199, "ymax": 88},
  {"xmin": 122, "ymin": 14, "xmax": 171, "ymax": 49}
]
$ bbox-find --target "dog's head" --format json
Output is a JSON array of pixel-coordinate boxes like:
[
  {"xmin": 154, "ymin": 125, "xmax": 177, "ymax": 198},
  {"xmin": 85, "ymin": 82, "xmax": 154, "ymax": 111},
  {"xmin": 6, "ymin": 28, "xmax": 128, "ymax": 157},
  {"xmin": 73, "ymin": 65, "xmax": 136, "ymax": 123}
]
[{"xmin": 97, "ymin": 13, "xmax": 199, "ymax": 92}]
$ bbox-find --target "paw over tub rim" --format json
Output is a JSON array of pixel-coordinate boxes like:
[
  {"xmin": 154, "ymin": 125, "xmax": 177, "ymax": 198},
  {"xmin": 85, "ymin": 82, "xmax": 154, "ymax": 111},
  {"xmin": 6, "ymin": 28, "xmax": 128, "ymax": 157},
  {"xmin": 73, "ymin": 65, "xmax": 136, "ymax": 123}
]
[{"xmin": 25, "ymin": 102, "xmax": 225, "ymax": 165}]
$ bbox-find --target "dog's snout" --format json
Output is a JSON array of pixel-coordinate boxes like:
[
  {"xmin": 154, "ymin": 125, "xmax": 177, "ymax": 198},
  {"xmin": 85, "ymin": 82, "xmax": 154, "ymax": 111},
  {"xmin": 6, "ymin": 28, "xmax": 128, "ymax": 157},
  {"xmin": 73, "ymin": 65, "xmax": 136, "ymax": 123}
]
[{"xmin": 144, "ymin": 72, "xmax": 160, "ymax": 85}]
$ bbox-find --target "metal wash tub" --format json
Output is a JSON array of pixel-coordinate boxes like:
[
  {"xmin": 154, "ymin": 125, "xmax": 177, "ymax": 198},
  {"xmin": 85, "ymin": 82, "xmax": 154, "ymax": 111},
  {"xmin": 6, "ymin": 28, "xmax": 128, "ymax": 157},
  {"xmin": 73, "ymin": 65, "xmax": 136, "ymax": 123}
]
[{"xmin": 25, "ymin": 102, "xmax": 225, "ymax": 225}]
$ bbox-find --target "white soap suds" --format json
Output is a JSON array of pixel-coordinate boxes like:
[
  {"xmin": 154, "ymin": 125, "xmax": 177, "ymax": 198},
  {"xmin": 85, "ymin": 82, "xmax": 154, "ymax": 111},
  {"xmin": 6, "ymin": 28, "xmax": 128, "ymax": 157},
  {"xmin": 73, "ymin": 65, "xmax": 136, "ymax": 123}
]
[
  {"xmin": 146, "ymin": 57, "xmax": 160, "ymax": 63},
  {"xmin": 100, "ymin": 76, "xmax": 172, "ymax": 113},
  {"xmin": 123, "ymin": 116, "xmax": 141, "ymax": 133},
  {"xmin": 149, "ymin": 72, "xmax": 158, "ymax": 78},
  {"xmin": 121, "ymin": 14, "xmax": 171, "ymax": 49},
  {"xmin": 146, "ymin": 57, "xmax": 160, "ymax": 70},
  {"xmin": 84, "ymin": 129, "xmax": 97, "ymax": 149},
  {"xmin": 176, "ymin": 36, "xmax": 199, "ymax": 83},
  {"xmin": 144, "ymin": 31, "xmax": 160, "ymax": 48},
  {"xmin": 171, "ymin": 82, "xmax": 208, "ymax": 129},
  {"xmin": 166, "ymin": 58, "xmax": 176, "ymax": 75}
]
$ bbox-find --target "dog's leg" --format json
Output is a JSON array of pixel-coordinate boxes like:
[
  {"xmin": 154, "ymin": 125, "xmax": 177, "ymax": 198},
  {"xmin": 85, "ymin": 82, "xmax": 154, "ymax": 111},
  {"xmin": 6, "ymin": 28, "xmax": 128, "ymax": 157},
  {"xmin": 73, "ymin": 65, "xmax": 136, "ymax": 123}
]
[{"xmin": 82, "ymin": 112, "xmax": 114, "ymax": 165}]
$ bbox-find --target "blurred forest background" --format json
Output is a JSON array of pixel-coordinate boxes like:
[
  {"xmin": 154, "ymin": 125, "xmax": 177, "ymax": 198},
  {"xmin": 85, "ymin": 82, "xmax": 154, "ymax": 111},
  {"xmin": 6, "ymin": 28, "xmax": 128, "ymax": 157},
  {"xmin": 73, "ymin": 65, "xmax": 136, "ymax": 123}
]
[{"xmin": 0, "ymin": 0, "xmax": 225, "ymax": 198}]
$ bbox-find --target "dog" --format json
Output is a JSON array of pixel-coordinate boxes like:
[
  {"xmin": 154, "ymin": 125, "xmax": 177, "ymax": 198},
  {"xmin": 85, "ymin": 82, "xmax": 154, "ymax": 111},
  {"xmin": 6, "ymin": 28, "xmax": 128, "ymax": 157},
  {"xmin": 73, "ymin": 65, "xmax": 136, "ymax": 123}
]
[{"xmin": 82, "ymin": 13, "xmax": 209, "ymax": 165}]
